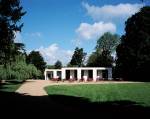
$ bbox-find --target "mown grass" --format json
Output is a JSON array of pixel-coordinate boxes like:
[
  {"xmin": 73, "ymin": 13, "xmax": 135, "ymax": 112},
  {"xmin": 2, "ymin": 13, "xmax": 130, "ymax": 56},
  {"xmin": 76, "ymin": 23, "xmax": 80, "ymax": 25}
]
[
  {"xmin": 0, "ymin": 80, "xmax": 23, "ymax": 92},
  {"xmin": 45, "ymin": 83, "xmax": 150, "ymax": 106}
]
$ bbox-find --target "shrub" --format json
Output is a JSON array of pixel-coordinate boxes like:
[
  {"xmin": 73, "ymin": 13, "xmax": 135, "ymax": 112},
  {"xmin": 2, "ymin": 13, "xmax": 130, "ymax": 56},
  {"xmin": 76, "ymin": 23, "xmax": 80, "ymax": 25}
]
[{"xmin": 0, "ymin": 62, "xmax": 41, "ymax": 81}]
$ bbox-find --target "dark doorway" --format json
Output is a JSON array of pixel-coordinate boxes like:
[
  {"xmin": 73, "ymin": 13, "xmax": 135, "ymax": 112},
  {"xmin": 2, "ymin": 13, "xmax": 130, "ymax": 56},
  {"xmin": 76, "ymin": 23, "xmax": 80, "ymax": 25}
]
[
  {"xmin": 88, "ymin": 70, "xmax": 93, "ymax": 78},
  {"xmin": 81, "ymin": 70, "xmax": 84, "ymax": 79},
  {"xmin": 47, "ymin": 72, "xmax": 53, "ymax": 79},
  {"xmin": 66, "ymin": 70, "xmax": 70, "ymax": 80},
  {"xmin": 102, "ymin": 70, "xmax": 108, "ymax": 80},
  {"xmin": 74, "ymin": 70, "xmax": 77, "ymax": 80},
  {"xmin": 57, "ymin": 71, "xmax": 61, "ymax": 79}
]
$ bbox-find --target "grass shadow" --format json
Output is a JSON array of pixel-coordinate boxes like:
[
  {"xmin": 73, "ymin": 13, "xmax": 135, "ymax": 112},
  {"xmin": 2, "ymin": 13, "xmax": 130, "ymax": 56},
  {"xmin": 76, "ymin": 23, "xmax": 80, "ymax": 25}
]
[
  {"xmin": 0, "ymin": 90, "xmax": 150, "ymax": 118},
  {"xmin": 0, "ymin": 80, "xmax": 22, "ymax": 92},
  {"xmin": 48, "ymin": 94, "xmax": 150, "ymax": 115}
]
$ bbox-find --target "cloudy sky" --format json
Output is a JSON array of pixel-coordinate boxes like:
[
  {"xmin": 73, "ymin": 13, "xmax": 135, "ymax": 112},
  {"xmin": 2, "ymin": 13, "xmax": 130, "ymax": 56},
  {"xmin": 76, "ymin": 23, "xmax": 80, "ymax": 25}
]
[{"xmin": 18, "ymin": 0, "xmax": 149, "ymax": 65}]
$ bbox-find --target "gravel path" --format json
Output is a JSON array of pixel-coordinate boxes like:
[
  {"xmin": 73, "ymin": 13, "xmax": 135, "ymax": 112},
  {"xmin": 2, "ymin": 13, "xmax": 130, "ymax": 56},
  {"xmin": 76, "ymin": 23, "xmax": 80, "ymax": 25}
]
[
  {"xmin": 16, "ymin": 80, "xmax": 50, "ymax": 96},
  {"xmin": 16, "ymin": 80, "xmax": 138, "ymax": 96}
]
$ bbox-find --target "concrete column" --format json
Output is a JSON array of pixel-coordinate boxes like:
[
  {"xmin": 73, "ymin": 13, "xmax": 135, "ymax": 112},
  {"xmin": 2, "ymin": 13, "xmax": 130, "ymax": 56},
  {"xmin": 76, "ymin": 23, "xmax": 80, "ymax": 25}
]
[
  {"xmin": 61, "ymin": 69, "xmax": 66, "ymax": 80},
  {"xmin": 93, "ymin": 69, "xmax": 97, "ymax": 82},
  {"xmin": 108, "ymin": 68, "xmax": 112, "ymax": 80},
  {"xmin": 44, "ymin": 71, "xmax": 47, "ymax": 80},
  {"xmin": 77, "ymin": 69, "xmax": 81, "ymax": 81},
  {"xmin": 53, "ymin": 70, "xmax": 57, "ymax": 78}
]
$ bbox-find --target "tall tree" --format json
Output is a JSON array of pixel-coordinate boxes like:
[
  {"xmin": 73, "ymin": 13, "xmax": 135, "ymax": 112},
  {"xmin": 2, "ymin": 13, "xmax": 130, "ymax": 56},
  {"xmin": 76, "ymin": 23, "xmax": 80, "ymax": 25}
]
[
  {"xmin": 69, "ymin": 47, "xmax": 86, "ymax": 67},
  {"xmin": 87, "ymin": 51, "xmax": 113, "ymax": 67},
  {"xmin": 54, "ymin": 60, "xmax": 62, "ymax": 69},
  {"xmin": 0, "ymin": 0, "xmax": 26, "ymax": 66},
  {"xmin": 13, "ymin": 43, "xmax": 26, "ymax": 55},
  {"xmin": 96, "ymin": 32, "xmax": 120, "ymax": 54},
  {"xmin": 26, "ymin": 51, "xmax": 46, "ymax": 74},
  {"xmin": 86, "ymin": 52, "xmax": 98, "ymax": 67},
  {"xmin": 87, "ymin": 32, "xmax": 120, "ymax": 67},
  {"xmin": 0, "ymin": 53, "xmax": 41, "ymax": 80},
  {"xmin": 116, "ymin": 6, "xmax": 150, "ymax": 81}
]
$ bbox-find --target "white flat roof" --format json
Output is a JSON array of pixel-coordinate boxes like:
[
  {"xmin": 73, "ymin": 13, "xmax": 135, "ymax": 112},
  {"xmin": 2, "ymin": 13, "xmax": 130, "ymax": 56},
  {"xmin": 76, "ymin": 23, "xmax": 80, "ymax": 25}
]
[
  {"xmin": 62, "ymin": 67, "xmax": 111, "ymax": 70},
  {"xmin": 45, "ymin": 67, "xmax": 111, "ymax": 72},
  {"xmin": 45, "ymin": 69, "xmax": 61, "ymax": 72}
]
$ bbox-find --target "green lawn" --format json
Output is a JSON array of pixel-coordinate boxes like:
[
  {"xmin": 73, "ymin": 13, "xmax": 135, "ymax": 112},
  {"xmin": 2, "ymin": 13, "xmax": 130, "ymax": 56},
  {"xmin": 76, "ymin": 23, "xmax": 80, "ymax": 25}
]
[
  {"xmin": 45, "ymin": 83, "xmax": 150, "ymax": 106},
  {"xmin": 0, "ymin": 80, "xmax": 22, "ymax": 92}
]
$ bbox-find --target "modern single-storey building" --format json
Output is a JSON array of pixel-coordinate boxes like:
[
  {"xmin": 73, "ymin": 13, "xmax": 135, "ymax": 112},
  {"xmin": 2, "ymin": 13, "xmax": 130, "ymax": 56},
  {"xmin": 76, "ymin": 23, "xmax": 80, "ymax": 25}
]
[{"xmin": 44, "ymin": 67, "xmax": 112, "ymax": 81}]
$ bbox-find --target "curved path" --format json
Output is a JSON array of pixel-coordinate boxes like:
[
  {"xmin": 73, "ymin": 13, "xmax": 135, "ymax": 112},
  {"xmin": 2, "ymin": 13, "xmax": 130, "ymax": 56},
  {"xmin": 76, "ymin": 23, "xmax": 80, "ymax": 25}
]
[
  {"xmin": 16, "ymin": 80, "xmax": 51, "ymax": 96},
  {"xmin": 16, "ymin": 80, "xmax": 137, "ymax": 96}
]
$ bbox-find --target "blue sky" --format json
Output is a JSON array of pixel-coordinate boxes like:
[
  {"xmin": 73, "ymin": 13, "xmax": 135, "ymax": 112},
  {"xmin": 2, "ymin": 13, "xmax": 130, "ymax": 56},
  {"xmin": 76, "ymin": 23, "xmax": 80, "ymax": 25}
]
[{"xmin": 16, "ymin": 0, "xmax": 149, "ymax": 65}]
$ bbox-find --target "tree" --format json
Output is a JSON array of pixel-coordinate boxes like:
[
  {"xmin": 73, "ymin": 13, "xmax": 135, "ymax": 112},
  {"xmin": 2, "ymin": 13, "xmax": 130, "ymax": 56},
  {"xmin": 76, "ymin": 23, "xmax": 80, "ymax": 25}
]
[
  {"xmin": 96, "ymin": 32, "xmax": 120, "ymax": 53},
  {"xmin": 11, "ymin": 61, "xmax": 41, "ymax": 80},
  {"xmin": 46, "ymin": 65, "xmax": 55, "ymax": 69},
  {"xmin": 69, "ymin": 47, "xmax": 86, "ymax": 67},
  {"xmin": 13, "ymin": 43, "xmax": 26, "ymax": 56},
  {"xmin": 116, "ymin": 6, "xmax": 150, "ymax": 81},
  {"xmin": 54, "ymin": 60, "xmax": 62, "ymax": 69},
  {"xmin": 0, "ymin": 0, "xmax": 26, "ymax": 66},
  {"xmin": 87, "ymin": 51, "xmax": 113, "ymax": 67},
  {"xmin": 0, "ymin": 55, "xmax": 41, "ymax": 80},
  {"xmin": 26, "ymin": 51, "xmax": 46, "ymax": 74},
  {"xmin": 86, "ymin": 52, "xmax": 98, "ymax": 67},
  {"xmin": 87, "ymin": 32, "xmax": 119, "ymax": 67}
]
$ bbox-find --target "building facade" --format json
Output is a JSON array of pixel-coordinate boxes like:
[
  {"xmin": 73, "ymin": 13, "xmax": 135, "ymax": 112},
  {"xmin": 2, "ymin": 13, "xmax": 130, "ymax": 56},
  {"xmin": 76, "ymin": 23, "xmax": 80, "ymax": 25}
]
[{"xmin": 44, "ymin": 67, "xmax": 112, "ymax": 81}]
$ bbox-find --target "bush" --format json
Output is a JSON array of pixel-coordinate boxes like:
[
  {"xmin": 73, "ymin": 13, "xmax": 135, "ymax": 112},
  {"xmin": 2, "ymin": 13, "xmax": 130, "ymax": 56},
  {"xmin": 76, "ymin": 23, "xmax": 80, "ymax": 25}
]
[
  {"xmin": 27, "ymin": 64, "xmax": 41, "ymax": 79},
  {"xmin": 0, "ymin": 65, "xmax": 8, "ymax": 80},
  {"xmin": 0, "ymin": 62, "xmax": 41, "ymax": 81}
]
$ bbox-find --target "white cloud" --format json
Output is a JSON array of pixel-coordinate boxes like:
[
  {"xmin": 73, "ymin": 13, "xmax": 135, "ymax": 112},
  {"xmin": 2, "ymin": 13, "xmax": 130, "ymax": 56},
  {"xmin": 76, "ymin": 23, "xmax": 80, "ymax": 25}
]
[
  {"xmin": 25, "ymin": 32, "xmax": 42, "ymax": 38},
  {"xmin": 30, "ymin": 32, "xmax": 42, "ymax": 37},
  {"xmin": 14, "ymin": 32, "xmax": 22, "ymax": 43},
  {"xmin": 36, "ymin": 44, "xmax": 73, "ymax": 65},
  {"xmin": 76, "ymin": 21, "xmax": 116, "ymax": 41},
  {"xmin": 82, "ymin": 2, "xmax": 143, "ymax": 22}
]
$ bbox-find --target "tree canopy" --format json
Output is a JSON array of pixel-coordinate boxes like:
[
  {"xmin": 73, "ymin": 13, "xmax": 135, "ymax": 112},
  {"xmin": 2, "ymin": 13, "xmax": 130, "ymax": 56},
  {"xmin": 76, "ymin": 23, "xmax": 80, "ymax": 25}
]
[
  {"xmin": 116, "ymin": 6, "xmax": 150, "ymax": 81},
  {"xmin": 0, "ymin": 0, "xmax": 26, "ymax": 66},
  {"xmin": 0, "ymin": 0, "xmax": 46, "ymax": 80},
  {"xmin": 54, "ymin": 60, "xmax": 62, "ymax": 69},
  {"xmin": 26, "ymin": 51, "xmax": 46, "ymax": 74},
  {"xmin": 69, "ymin": 47, "xmax": 86, "ymax": 67},
  {"xmin": 96, "ymin": 32, "xmax": 120, "ymax": 54},
  {"xmin": 0, "ymin": 54, "xmax": 41, "ymax": 80},
  {"xmin": 87, "ymin": 32, "xmax": 120, "ymax": 67}
]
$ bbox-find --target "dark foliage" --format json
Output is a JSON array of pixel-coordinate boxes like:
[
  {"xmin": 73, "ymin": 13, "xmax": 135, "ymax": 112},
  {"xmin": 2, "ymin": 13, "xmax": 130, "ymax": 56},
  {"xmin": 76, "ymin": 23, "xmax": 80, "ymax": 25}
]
[
  {"xmin": 116, "ymin": 6, "xmax": 150, "ymax": 81},
  {"xmin": 54, "ymin": 60, "xmax": 62, "ymax": 69},
  {"xmin": 0, "ymin": 0, "xmax": 26, "ymax": 66},
  {"xmin": 26, "ymin": 51, "xmax": 46, "ymax": 74},
  {"xmin": 87, "ymin": 50, "xmax": 113, "ymax": 67},
  {"xmin": 70, "ymin": 47, "xmax": 86, "ymax": 67},
  {"xmin": 87, "ymin": 32, "xmax": 119, "ymax": 67}
]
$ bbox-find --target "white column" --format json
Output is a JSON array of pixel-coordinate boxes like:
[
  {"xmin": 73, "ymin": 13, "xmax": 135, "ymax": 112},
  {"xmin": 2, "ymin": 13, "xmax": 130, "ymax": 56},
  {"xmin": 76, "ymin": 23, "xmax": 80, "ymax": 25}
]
[
  {"xmin": 44, "ymin": 71, "xmax": 47, "ymax": 80},
  {"xmin": 93, "ymin": 69, "xmax": 97, "ymax": 82},
  {"xmin": 83, "ymin": 70, "xmax": 88, "ymax": 82},
  {"xmin": 108, "ymin": 68, "xmax": 112, "ymax": 80},
  {"xmin": 53, "ymin": 70, "xmax": 57, "ymax": 79},
  {"xmin": 77, "ymin": 69, "xmax": 81, "ymax": 81},
  {"xmin": 61, "ymin": 68, "xmax": 66, "ymax": 80}
]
